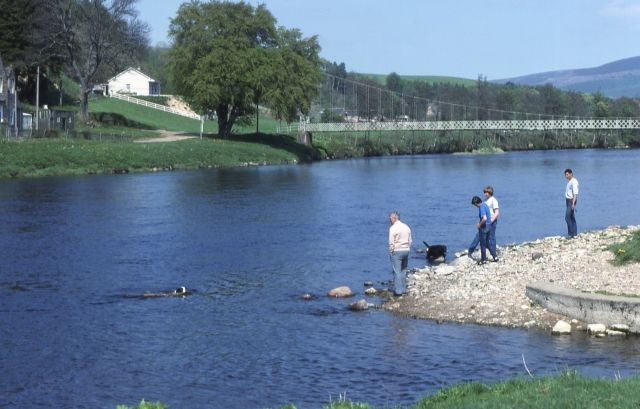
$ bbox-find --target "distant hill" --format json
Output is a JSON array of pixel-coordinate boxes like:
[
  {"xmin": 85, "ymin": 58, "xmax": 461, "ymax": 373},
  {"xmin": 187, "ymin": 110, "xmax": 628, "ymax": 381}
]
[{"xmin": 494, "ymin": 56, "xmax": 640, "ymax": 98}]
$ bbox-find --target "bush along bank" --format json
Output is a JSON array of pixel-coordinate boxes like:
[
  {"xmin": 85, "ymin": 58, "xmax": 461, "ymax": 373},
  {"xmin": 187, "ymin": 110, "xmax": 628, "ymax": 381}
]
[{"xmin": 311, "ymin": 128, "xmax": 640, "ymax": 159}]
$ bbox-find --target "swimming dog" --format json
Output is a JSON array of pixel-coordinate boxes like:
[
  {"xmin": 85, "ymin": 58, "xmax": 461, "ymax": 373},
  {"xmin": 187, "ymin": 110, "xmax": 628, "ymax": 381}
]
[{"xmin": 423, "ymin": 241, "xmax": 447, "ymax": 261}]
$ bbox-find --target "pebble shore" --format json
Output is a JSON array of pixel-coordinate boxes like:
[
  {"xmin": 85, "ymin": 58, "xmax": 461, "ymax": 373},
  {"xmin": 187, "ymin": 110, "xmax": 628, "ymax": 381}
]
[{"xmin": 384, "ymin": 225, "xmax": 640, "ymax": 331}]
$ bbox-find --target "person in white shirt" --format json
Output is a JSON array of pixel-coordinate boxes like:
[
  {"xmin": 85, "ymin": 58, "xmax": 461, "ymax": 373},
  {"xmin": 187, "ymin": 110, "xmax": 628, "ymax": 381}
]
[
  {"xmin": 388, "ymin": 211, "xmax": 412, "ymax": 296},
  {"xmin": 483, "ymin": 186, "xmax": 500, "ymax": 260},
  {"xmin": 467, "ymin": 186, "xmax": 500, "ymax": 262},
  {"xmin": 564, "ymin": 168, "xmax": 579, "ymax": 238}
]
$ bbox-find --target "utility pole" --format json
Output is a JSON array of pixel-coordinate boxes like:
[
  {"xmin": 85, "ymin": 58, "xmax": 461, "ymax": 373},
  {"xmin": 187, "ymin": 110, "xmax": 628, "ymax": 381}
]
[
  {"xmin": 36, "ymin": 65, "xmax": 40, "ymax": 131},
  {"xmin": 14, "ymin": 81, "xmax": 18, "ymax": 136}
]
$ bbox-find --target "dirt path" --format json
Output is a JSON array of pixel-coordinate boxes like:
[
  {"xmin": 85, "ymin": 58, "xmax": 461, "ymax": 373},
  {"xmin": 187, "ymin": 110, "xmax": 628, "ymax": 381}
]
[{"xmin": 134, "ymin": 130, "xmax": 198, "ymax": 143}]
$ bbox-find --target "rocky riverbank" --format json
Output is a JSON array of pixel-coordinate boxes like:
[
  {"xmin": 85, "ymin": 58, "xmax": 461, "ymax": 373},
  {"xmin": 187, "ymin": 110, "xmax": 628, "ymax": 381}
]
[{"xmin": 383, "ymin": 225, "xmax": 640, "ymax": 331}]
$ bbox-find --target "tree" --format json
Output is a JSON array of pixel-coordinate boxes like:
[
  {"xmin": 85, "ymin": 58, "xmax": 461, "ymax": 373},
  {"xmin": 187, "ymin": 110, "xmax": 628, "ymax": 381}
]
[
  {"xmin": 539, "ymin": 83, "xmax": 567, "ymax": 117},
  {"xmin": 267, "ymin": 28, "xmax": 322, "ymax": 123},
  {"xmin": 168, "ymin": 1, "xmax": 322, "ymax": 138},
  {"xmin": 386, "ymin": 72, "xmax": 403, "ymax": 93},
  {"xmin": 42, "ymin": 0, "xmax": 149, "ymax": 121},
  {"xmin": 475, "ymin": 75, "xmax": 491, "ymax": 120},
  {"xmin": 591, "ymin": 92, "xmax": 610, "ymax": 118},
  {"xmin": 141, "ymin": 46, "xmax": 175, "ymax": 95},
  {"xmin": 496, "ymin": 82, "xmax": 516, "ymax": 119},
  {"xmin": 611, "ymin": 97, "xmax": 639, "ymax": 118},
  {"xmin": 0, "ymin": 0, "xmax": 39, "ymax": 66}
]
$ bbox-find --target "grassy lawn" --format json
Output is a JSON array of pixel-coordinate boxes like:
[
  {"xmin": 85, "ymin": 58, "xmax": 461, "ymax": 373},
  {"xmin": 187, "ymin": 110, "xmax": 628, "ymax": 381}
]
[
  {"xmin": 0, "ymin": 95, "xmax": 307, "ymax": 178},
  {"xmin": 407, "ymin": 371, "xmax": 639, "ymax": 409},
  {"xmin": 88, "ymin": 97, "xmax": 218, "ymax": 133},
  {"xmin": 87, "ymin": 97, "xmax": 294, "ymax": 135},
  {"xmin": 0, "ymin": 136, "xmax": 313, "ymax": 178}
]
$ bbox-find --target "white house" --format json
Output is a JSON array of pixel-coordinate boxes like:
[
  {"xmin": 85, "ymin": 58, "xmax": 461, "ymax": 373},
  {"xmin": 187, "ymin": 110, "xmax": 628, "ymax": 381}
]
[{"xmin": 107, "ymin": 67, "xmax": 160, "ymax": 96}]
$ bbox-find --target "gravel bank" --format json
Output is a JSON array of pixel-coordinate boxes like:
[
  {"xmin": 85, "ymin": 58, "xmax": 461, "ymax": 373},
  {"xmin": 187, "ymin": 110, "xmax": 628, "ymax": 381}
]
[{"xmin": 384, "ymin": 225, "xmax": 640, "ymax": 331}]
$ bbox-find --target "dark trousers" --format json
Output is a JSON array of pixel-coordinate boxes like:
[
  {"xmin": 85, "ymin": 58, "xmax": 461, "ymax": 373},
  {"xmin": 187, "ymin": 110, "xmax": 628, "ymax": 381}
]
[
  {"xmin": 479, "ymin": 228, "xmax": 496, "ymax": 261},
  {"xmin": 469, "ymin": 220, "xmax": 497, "ymax": 256},
  {"xmin": 565, "ymin": 199, "xmax": 577, "ymax": 237}
]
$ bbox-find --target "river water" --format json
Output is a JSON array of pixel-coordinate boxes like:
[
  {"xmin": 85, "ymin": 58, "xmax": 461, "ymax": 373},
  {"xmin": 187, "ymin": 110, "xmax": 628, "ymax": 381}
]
[{"xmin": 1, "ymin": 149, "xmax": 640, "ymax": 409}]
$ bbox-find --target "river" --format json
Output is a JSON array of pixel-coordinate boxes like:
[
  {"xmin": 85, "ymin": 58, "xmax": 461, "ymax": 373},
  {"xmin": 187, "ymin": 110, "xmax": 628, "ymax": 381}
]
[{"xmin": 1, "ymin": 149, "xmax": 639, "ymax": 409}]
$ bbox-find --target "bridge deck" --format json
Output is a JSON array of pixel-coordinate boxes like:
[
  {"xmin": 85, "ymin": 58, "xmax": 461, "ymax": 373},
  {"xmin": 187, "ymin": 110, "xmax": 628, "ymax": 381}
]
[{"xmin": 303, "ymin": 118, "xmax": 640, "ymax": 132}]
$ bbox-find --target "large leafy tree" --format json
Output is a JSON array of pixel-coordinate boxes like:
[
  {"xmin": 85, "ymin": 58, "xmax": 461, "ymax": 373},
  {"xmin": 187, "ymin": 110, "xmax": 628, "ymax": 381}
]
[
  {"xmin": 41, "ymin": 0, "xmax": 148, "ymax": 121},
  {"xmin": 0, "ymin": 0, "xmax": 58, "ymax": 105},
  {"xmin": 0, "ymin": 0, "xmax": 40, "ymax": 66},
  {"xmin": 268, "ymin": 28, "xmax": 322, "ymax": 123},
  {"xmin": 168, "ymin": 0, "xmax": 322, "ymax": 138}
]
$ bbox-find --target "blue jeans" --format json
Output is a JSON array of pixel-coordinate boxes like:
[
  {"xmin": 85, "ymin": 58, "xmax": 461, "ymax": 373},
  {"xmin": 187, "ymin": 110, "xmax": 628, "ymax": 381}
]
[
  {"xmin": 565, "ymin": 199, "xmax": 577, "ymax": 237},
  {"xmin": 469, "ymin": 220, "xmax": 497, "ymax": 256},
  {"xmin": 489, "ymin": 220, "xmax": 497, "ymax": 256},
  {"xmin": 389, "ymin": 249, "xmax": 409, "ymax": 295},
  {"xmin": 468, "ymin": 232, "xmax": 480, "ymax": 254},
  {"xmin": 479, "ymin": 228, "xmax": 495, "ymax": 261}
]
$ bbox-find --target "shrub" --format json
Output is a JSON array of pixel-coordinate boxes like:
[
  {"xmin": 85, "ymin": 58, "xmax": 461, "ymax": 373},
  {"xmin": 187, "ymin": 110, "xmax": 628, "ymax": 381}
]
[{"xmin": 608, "ymin": 230, "xmax": 640, "ymax": 265}]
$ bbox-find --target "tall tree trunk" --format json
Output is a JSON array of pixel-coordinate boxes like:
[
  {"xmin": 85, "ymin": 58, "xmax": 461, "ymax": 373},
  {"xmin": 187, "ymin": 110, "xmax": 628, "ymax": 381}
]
[
  {"xmin": 79, "ymin": 80, "xmax": 90, "ymax": 122},
  {"xmin": 216, "ymin": 104, "xmax": 230, "ymax": 139},
  {"xmin": 256, "ymin": 102, "xmax": 259, "ymax": 135}
]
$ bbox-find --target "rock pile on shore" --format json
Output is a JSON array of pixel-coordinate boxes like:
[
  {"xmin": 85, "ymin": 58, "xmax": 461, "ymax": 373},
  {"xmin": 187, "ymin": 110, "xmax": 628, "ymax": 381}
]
[{"xmin": 384, "ymin": 225, "xmax": 640, "ymax": 331}]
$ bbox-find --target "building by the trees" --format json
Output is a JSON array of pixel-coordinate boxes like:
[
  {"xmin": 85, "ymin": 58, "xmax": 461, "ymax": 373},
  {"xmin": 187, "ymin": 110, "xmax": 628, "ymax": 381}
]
[{"xmin": 107, "ymin": 67, "xmax": 161, "ymax": 96}]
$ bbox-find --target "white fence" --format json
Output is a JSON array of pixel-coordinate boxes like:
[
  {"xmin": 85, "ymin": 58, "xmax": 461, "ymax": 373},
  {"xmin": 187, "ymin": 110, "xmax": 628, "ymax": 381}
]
[
  {"xmin": 303, "ymin": 118, "xmax": 640, "ymax": 132},
  {"xmin": 276, "ymin": 123, "xmax": 299, "ymax": 134},
  {"xmin": 110, "ymin": 93, "xmax": 202, "ymax": 120}
]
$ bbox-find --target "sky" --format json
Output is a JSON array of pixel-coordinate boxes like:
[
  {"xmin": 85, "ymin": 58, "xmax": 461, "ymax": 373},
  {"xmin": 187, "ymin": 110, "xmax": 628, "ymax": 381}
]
[{"xmin": 136, "ymin": 0, "xmax": 640, "ymax": 80}]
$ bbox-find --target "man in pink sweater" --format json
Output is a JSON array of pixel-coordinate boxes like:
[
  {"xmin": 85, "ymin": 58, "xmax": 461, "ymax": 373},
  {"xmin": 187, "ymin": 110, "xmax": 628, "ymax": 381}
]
[{"xmin": 388, "ymin": 211, "xmax": 412, "ymax": 296}]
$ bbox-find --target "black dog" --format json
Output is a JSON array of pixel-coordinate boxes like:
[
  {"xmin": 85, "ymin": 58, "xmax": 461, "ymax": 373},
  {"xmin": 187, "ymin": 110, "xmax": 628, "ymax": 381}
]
[{"xmin": 423, "ymin": 241, "xmax": 447, "ymax": 261}]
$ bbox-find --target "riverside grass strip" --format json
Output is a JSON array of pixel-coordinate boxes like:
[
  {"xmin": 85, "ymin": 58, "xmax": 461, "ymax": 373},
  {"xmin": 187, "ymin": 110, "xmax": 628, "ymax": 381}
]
[
  {"xmin": 0, "ymin": 137, "xmax": 302, "ymax": 178},
  {"xmin": 119, "ymin": 372, "xmax": 640, "ymax": 409}
]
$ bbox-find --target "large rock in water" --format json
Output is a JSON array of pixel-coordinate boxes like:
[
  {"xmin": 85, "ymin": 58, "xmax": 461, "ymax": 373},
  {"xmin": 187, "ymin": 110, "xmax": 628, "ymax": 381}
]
[
  {"xmin": 348, "ymin": 299, "xmax": 369, "ymax": 311},
  {"xmin": 610, "ymin": 324, "xmax": 630, "ymax": 333},
  {"xmin": 552, "ymin": 320, "xmax": 571, "ymax": 335},
  {"xmin": 327, "ymin": 286, "xmax": 354, "ymax": 298},
  {"xmin": 587, "ymin": 323, "xmax": 606, "ymax": 335}
]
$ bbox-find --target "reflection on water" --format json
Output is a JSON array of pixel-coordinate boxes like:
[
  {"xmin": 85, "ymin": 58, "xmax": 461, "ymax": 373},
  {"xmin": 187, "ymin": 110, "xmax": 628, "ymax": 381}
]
[{"xmin": 1, "ymin": 149, "xmax": 640, "ymax": 409}]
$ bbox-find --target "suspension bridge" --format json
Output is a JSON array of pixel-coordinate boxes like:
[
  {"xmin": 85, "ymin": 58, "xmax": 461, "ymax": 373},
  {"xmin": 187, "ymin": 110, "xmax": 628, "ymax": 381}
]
[
  {"xmin": 290, "ymin": 73, "xmax": 640, "ymax": 134},
  {"xmin": 302, "ymin": 117, "xmax": 640, "ymax": 133}
]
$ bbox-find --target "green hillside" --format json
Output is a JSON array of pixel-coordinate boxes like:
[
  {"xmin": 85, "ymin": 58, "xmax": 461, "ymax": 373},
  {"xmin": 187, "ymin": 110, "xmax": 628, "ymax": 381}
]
[
  {"xmin": 88, "ymin": 97, "xmax": 217, "ymax": 134},
  {"xmin": 357, "ymin": 73, "xmax": 477, "ymax": 87},
  {"xmin": 88, "ymin": 97, "xmax": 291, "ymax": 135}
]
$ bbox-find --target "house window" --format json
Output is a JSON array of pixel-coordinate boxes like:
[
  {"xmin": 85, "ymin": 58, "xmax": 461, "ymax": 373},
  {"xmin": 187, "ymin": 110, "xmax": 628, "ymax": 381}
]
[{"xmin": 126, "ymin": 84, "xmax": 131, "ymax": 91}]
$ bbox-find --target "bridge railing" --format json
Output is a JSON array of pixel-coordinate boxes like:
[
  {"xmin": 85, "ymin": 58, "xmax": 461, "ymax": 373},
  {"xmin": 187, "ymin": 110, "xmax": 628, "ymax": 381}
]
[
  {"xmin": 303, "ymin": 118, "xmax": 640, "ymax": 132},
  {"xmin": 109, "ymin": 93, "xmax": 202, "ymax": 120}
]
